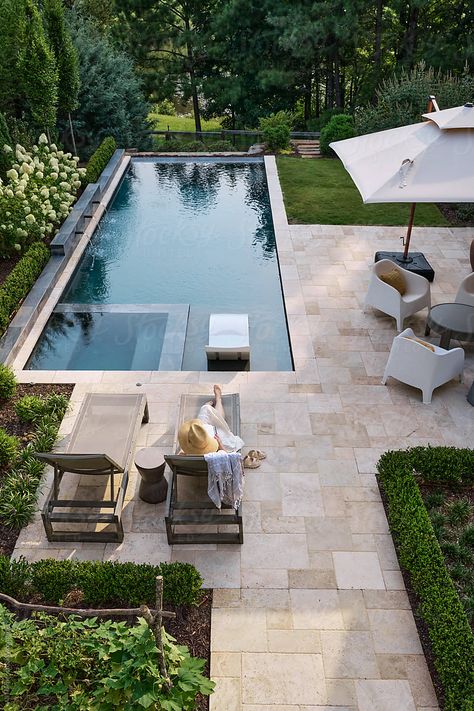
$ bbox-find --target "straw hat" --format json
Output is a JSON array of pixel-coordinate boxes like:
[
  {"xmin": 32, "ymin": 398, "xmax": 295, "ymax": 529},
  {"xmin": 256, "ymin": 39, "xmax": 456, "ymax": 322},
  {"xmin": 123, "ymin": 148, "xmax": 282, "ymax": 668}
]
[{"xmin": 178, "ymin": 419, "xmax": 219, "ymax": 455}]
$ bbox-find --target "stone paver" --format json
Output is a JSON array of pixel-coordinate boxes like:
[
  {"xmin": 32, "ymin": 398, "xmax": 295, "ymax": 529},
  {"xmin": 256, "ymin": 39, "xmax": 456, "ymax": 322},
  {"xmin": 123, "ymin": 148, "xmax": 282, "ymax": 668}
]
[{"xmin": 12, "ymin": 165, "xmax": 474, "ymax": 709}]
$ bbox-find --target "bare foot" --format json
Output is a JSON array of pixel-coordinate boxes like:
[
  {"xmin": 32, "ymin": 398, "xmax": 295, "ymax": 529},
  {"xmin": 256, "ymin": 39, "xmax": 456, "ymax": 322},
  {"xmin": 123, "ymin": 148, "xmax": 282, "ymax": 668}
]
[
  {"xmin": 213, "ymin": 384, "xmax": 222, "ymax": 400},
  {"xmin": 212, "ymin": 384, "xmax": 225, "ymax": 419}
]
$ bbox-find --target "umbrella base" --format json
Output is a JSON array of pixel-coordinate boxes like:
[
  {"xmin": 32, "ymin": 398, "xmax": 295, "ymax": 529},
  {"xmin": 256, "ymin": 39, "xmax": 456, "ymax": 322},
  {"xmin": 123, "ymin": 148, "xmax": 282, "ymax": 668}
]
[{"xmin": 375, "ymin": 251, "xmax": 435, "ymax": 282}]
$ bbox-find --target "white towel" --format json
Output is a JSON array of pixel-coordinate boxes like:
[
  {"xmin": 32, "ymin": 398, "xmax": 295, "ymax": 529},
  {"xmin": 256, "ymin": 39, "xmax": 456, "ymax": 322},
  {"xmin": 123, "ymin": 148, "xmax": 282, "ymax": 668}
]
[{"xmin": 204, "ymin": 450, "xmax": 244, "ymax": 510}]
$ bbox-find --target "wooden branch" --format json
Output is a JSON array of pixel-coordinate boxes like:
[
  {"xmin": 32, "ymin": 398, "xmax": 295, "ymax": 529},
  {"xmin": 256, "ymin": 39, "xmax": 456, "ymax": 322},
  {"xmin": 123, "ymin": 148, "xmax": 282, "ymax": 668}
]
[
  {"xmin": 140, "ymin": 576, "xmax": 172, "ymax": 692},
  {"xmin": 0, "ymin": 591, "xmax": 175, "ymax": 620}
]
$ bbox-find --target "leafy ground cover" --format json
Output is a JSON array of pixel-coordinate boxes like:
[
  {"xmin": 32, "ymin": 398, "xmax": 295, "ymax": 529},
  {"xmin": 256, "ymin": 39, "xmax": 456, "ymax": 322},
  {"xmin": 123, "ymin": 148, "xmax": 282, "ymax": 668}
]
[
  {"xmin": 277, "ymin": 156, "xmax": 448, "ymax": 226},
  {"xmin": 149, "ymin": 113, "xmax": 223, "ymax": 133},
  {"xmin": 0, "ymin": 383, "xmax": 73, "ymax": 555}
]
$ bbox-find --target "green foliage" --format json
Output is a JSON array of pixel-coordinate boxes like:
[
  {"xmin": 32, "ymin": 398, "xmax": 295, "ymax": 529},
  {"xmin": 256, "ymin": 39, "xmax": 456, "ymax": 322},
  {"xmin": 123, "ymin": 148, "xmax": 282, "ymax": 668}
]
[
  {"xmin": 0, "ymin": 557, "xmax": 203, "ymax": 608},
  {"xmin": 15, "ymin": 395, "xmax": 46, "ymax": 423},
  {"xmin": 407, "ymin": 445, "xmax": 474, "ymax": 487},
  {"xmin": 377, "ymin": 448, "xmax": 474, "ymax": 709},
  {"xmin": 320, "ymin": 114, "xmax": 355, "ymax": 156},
  {"xmin": 155, "ymin": 98, "xmax": 175, "ymax": 115},
  {"xmin": 0, "ymin": 112, "xmax": 13, "ymax": 179},
  {"xmin": 455, "ymin": 203, "xmax": 474, "ymax": 224},
  {"xmin": 0, "ymin": 394, "xmax": 68, "ymax": 529},
  {"xmin": 155, "ymin": 138, "xmax": 236, "ymax": 153},
  {"xmin": 356, "ymin": 64, "xmax": 474, "ymax": 136},
  {"xmin": 259, "ymin": 111, "xmax": 291, "ymax": 151},
  {"xmin": 0, "ymin": 364, "xmax": 17, "ymax": 401},
  {"xmin": 43, "ymin": 0, "xmax": 80, "ymax": 116},
  {"xmin": 20, "ymin": 0, "xmax": 59, "ymax": 129},
  {"xmin": 0, "ymin": 605, "xmax": 214, "ymax": 709},
  {"xmin": 0, "ymin": 429, "xmax": 19, "ymax": 467},
  {"xmin": 0, "ymin": 0, "xmax": 26, "ymax": 119},
  {"xmin": 0, "ymin": 242, "xmax": 49, "ymax": 333},
  {"xmin": 67, "ymin": 11, "xmax": 151, "ymax": 158},
  {"xmin": 84, "ymin": 136, "xmax": 116, "ymax": 184}
]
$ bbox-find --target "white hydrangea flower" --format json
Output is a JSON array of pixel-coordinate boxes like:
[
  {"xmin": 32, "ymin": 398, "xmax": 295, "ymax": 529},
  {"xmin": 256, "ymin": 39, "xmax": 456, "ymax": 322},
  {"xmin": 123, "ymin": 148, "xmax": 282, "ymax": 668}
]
[
  {"xmin": 5, "ymin": 189, "xmax": 14, "ymax": 198},
  {"xmin": 40, "ymin": 187, "xmax": 49, "ymax": 198},
  {"xmin": 50, "ymin": 186, "xmax": 57, "ymax": 194},
  {"xmin": 50, "ymin": 143, "xmax": 58, "ymax": 152},
  {"xmin": 38, "ymin": 134, "xmax": 48, "ymax": 144},
  {"xmin": 25, "ymin": 214, "xmax": 35, "ymax": 225},
  {"xmin": 59, "ymin": 171, "xmax": 67, "ymax": 180},
  {"xmin": 36, "ymin": 171, "xmax": 44, "ymax": 180},
  {"xmin": 24, "ymin": 205, "xmax": 31, "ymax": 214},
  {"xmin": 59, "ymin": 182, "xmax": 70, "ymax": 190},
  {"xmin": 6, "ymin": 168, "xmax": 18, "ymax": 181},
  {"xmin": 50, "ymin": 172, "xmax": 58, "ymax": 180},
  {"xmin": 3, "ymin": 144, "xmax": 12, "ymax": 153}
]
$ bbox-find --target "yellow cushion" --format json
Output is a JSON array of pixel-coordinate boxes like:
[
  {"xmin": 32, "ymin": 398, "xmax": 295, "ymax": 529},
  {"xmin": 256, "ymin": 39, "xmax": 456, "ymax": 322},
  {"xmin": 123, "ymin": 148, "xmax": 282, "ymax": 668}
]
[
  {"xmin": 379, "ymin": 268, "xmax": 406, "ymax": 295},
  {"xmin": 403, "ymin": 336, "xmax": 435, "ymax": 352}
]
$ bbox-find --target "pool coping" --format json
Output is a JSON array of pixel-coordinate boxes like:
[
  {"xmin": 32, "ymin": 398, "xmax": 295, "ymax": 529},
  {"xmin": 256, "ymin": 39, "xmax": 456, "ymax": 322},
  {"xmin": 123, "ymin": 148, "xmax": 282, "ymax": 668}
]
[
  {"xmin": 0, "ymin": 150, "xmax": 128, "ymax": 367},
  {"xmin": 11, "ymin": 155, "xmax": 311, "ymax": 382}
]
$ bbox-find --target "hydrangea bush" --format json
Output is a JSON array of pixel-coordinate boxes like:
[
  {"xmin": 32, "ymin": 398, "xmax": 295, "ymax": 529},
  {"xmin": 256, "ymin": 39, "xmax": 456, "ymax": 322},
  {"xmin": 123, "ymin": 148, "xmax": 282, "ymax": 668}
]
[{"xmin": 0, "ymin": 134, "xmax": 86, "ymax": 256}]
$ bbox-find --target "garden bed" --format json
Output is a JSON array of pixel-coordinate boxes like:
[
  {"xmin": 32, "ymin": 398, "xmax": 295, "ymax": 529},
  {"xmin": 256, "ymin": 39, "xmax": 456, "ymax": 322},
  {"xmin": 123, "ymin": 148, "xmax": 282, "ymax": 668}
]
[
  {"xmin": 377, "ymin": 446, "xmax": 474, "ymax": 710},
  {"xmin": 0, "ymin": 382, "xmax": 73, "ymax": 556}
]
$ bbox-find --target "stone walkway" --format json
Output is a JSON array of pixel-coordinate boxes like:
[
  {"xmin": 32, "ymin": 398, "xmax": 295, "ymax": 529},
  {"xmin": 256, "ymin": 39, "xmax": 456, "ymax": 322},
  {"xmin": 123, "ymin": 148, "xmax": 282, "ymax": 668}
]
[{"xmin": 12, "ymin": 183, "xmax": 474, "ymax": 708}]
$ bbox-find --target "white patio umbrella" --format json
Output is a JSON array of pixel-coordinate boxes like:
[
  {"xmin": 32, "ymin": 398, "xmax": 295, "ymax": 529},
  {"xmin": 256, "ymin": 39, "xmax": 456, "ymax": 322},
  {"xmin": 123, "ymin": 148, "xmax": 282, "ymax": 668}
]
[{"xmin": 330, "ymin": 103, "xmax": 474, "ymax": 262}]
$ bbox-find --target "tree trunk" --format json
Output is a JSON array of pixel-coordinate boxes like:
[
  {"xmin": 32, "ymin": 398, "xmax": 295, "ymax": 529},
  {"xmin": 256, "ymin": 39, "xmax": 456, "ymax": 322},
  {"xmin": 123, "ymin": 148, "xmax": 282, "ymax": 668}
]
[
  {"xmin": 334, "ymin": 55, "xmax": 342, "ymax": 108},
  {"xmin": 401, "ymin": 3, "xmax": 419, "ymax": 67},
  {"xmin": 304, "ymin": 73, "xmax": 312, "ymax": 122},
  {"xmin": 185, "ymin": 17, "xmax": 202, "ymax": 133},
  {"xmin": 371, "ymin": 0, "xmax": 384, "ymax": 101},
  {"xmin": 315, "ymin": 70, "xmax": 320, "ymax": 117}
]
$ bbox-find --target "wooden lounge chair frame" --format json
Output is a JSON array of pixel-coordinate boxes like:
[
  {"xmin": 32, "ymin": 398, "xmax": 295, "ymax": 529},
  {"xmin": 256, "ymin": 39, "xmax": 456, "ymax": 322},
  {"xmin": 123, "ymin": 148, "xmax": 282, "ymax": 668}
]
[
  {"xmin": 164, "ymin": 394, "xmax": 243, "ymax": 545},
  {"xmin": 37, "ymin": 393, "xmax": 148, "ymax": 543}
]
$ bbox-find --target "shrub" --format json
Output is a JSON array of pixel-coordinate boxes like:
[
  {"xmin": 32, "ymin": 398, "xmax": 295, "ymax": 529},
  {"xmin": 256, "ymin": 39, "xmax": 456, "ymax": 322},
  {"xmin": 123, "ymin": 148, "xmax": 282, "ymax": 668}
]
[
  {"xmin": 259, "ymin": 111, "xmax": 291, "ymax": 151},
  {"xmin": 0, "ymin": 395, "xmax": 69, "ymax": 529},
  {"xmin": 0, "ymin": 605, "xmax": 214, "ymax": 710},
  {"xmin": 355, "ymin": 63, "xmax": 474, "ymax": 136},
  {"xmin": 15, "ymin": 394, "xmax": 45, "ymax": 422},
  {"xmin": 320, "ymin": 114, "xmax": 355, "ymax": 156},
  {"xmin": 181, "ymin": 140, "xmax": 207, "ymax": 152},
  {"xmin": 0, "ymin": 429, "xmax": 19, "ymax": 467},
  {"xmin": 407, "ymin": 445, "xmax": 474, "ymax": 486},
  {"xmin": 0, "ymin": 241, "xmax": 50, "ymax": 333},
  {"xmin": 206, "ymin": 139, "xmax": 234, "ymax": 152},
  {"xmin": 455, "ymin": 203, "xmax": 474, "ymax": 224},
  {"xmin": 154, "ymin": 98, "xmax": 175, "ymax": 115},
  {"xmin": 377, "ymin": 448, "xmax": 474, "ymax": 710},
  {"xmin": 84, "ymin": 135, "xmax": 116, "ymax": 184},
  {"xmin": 0, "ymin": 556, "xmax": 204, "ymax": 608},
  {"xmin": 0, "ymin": 135, "xmax": 85, "ymax": 256},
  {"xmin": 0, "ymin": 364, "xmax": 17, "ymax": 400},
  {"xmin": 0, "ymin": 112, "xmax": 12, "ymax": 180}
]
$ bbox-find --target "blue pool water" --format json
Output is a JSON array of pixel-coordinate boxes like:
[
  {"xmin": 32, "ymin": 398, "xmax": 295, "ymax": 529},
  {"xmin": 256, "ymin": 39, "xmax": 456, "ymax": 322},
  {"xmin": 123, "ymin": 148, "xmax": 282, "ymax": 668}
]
[{"xmin": 27, "ymin": 157, "xmax": 293, "ymax": 371}]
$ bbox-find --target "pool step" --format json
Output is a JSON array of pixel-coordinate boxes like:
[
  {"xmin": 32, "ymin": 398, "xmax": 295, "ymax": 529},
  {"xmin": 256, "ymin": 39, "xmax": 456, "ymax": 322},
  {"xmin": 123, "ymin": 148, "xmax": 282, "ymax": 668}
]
[{"xmin": 292, "ymin": 140, "xmax": 321, "ymax": 159}]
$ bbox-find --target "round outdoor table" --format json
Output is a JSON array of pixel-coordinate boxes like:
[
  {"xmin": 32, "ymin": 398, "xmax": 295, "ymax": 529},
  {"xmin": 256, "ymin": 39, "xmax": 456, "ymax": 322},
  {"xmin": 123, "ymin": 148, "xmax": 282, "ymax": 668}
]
[
  {"xmin": 135, "ymin": 448, "xmax": 168, "ymax": 504},
  {"xmin": 425, "ymin": 302, "xmax": 474, "ymax": 350}
]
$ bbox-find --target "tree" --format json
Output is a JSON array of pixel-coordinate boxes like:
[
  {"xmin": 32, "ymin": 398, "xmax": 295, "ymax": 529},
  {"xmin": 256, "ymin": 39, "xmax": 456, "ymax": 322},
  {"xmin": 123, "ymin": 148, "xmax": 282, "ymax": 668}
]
[
  {"xmin": 20, "ymin": 0, "xmax": 59, "ymax": 130},
  {"xmin": 114, "ymin": 0, "xmax": 217, "ymax": 133},
  {"xmin": 66, "ymin": 10, "xmax": 151, "ymax": 157},
  {"xmin": 43, "ymin": 0, "xmax": 80, "ymax": 116},
  {"xmin": 0, "ymin": 0, "xmax": 26, "ymax": 118}
]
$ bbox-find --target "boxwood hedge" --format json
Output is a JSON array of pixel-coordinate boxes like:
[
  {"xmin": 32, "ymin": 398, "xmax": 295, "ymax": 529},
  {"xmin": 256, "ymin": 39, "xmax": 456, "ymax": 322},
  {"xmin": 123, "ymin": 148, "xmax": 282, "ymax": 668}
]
[
  {"xmin": 377, "ymin": 446, "xmax": 474, "ymax": 710},
  {"xmin": 84, "ymin": 136, "xmax": 117, "ymax": 185},
  {"xmin": 0, "ymin": 241, "xmax": 49, "ymax": 333},
  {"xmin": 0, "ymin": 557, "xmax": 203, "ymax": 608}
]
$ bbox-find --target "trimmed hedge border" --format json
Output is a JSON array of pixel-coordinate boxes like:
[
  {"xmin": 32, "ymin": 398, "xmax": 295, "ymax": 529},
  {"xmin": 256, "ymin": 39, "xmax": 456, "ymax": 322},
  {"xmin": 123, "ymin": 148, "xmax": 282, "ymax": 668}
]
[
  {"xmin": 0, "ymin": 241, "xmax": 50, "ymax": 333},
  {"xmin": 377, "ymin": 447, "xmax": 474, "ymax": 710},
  {"xmin": 84, "ymin": 136, "xmax": 117, "ymax": 185},
  {"xmin": 0, "ymin": 557, "xmax": 203, "ymax": 608}
]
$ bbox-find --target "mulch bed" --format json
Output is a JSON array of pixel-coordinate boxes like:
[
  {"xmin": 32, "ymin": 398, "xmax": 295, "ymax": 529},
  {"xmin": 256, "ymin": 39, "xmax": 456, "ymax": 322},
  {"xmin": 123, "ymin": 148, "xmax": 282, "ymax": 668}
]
[
  {"xmin": 376, "ymin": 473, "xmax": 445, "ymax": 709},
  {"xmin": 0, "ymin": 383, "xmax": 74, "ymax": 557},
  {"xmin": 164, "ymin": 590, "xmax": 213, "ymax": 711}
]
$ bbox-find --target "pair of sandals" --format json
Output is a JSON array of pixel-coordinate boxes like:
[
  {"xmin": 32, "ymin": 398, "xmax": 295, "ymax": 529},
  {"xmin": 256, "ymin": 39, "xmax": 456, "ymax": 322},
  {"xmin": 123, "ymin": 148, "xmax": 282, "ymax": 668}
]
[{"xmin": 243, "ymin": 449, "xmax": 266, "ymax": 469}]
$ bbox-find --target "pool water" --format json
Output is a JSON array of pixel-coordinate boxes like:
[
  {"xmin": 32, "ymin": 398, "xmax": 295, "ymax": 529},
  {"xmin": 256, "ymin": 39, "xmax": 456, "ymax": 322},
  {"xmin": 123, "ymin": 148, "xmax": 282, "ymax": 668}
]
[{"xmin": 27, "ymin": 157, "xmax": 293, "ymax": 371}]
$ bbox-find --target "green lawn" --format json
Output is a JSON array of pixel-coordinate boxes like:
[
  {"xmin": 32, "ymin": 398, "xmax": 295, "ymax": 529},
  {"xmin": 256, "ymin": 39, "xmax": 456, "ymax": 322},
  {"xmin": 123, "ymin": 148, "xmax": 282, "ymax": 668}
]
[
  {"xmin": 148, "ymin": 112, "xmax": 223, "ymax": 132},
  {"xmin": 276, "ymin": 157, "xmax": 448, "ymax": 226}
]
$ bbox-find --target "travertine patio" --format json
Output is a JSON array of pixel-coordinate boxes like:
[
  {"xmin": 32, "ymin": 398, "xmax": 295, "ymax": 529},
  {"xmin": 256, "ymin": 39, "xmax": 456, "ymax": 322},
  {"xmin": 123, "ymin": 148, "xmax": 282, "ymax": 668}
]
[{"xmin": 12, "ymin": 162, "xmax": 474, "ymax": 709}]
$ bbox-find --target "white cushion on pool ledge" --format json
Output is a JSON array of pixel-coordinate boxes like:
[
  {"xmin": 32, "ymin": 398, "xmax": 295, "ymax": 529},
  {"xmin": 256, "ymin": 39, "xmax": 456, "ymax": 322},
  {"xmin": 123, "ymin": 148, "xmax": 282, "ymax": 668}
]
[{"xmin": 205, "ymin": 314, "xmax": 250, "ymax": 360}]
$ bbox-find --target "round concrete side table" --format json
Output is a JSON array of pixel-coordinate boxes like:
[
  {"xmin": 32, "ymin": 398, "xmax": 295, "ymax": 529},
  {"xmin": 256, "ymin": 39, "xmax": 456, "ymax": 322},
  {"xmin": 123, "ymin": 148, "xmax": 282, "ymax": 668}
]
[{"xmin": 135, "ymin": 448, "xmax": 168, "ymax": 504}]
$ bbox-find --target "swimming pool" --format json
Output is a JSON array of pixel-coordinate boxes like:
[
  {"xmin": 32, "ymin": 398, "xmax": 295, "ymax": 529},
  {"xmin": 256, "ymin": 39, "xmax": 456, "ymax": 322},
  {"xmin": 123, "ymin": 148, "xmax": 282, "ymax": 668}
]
[{"xmin": 27, "ymin": 157, "xmax": 293, "ymax": 371}]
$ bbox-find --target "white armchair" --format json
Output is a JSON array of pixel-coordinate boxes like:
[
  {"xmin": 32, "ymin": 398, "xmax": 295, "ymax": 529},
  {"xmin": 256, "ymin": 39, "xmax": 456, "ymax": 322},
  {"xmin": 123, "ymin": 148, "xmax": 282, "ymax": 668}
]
[
  {"xmin": 365, "ymin": 259, "xmax": 431, "ymax": 331},
  {"xmin": 382, "ymin": 328, "xmax": 464, "ymax": 404},
  {"xmin": 455, "ymin": 272, "xmax": 474, "ymax": 307}
]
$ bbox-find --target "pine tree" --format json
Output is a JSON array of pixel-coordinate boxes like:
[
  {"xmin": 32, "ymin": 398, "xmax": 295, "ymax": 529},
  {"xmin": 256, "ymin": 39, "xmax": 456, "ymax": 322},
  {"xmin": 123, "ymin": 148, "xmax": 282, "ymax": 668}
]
[
  {"xmin": 0, "ymin": 0, "xmax": 26, "ymax": 117},
  {"xmin": 20, "ymin": 0, "xmax": 59, "ymax": 129}
]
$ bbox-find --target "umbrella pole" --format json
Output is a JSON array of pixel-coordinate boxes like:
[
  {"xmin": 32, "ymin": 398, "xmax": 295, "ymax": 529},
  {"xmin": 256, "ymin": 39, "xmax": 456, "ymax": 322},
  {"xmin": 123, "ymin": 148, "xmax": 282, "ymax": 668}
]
[{"xmin": 400, "ymin": 203, "xmax": 416, "ymax": 262}]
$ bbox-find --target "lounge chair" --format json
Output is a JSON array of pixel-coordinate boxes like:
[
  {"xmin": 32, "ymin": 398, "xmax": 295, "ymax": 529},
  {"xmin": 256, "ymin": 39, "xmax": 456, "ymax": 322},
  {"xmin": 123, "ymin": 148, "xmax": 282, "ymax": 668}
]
[
  {"xmin": 164, "ymin": 393, "xmax": 243, "ymax": 545},
  {"xmin": 205, "ymin": 313, "xmax": 250, "ymax": 360},
  {"xmin": 36, "ymin": 393, "xmax": 148, "ymax": 543},
  {"xmin": 455, "ymin": 272, "xmax": 474, "ymax": 307}
]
